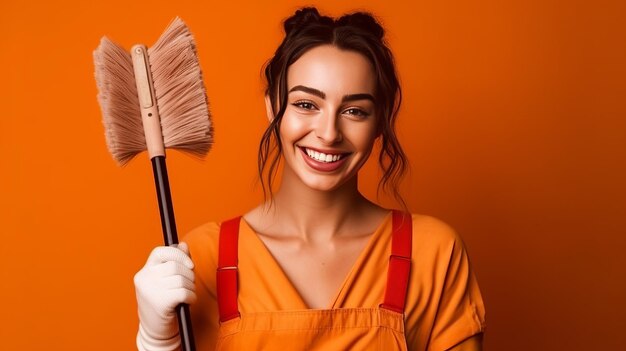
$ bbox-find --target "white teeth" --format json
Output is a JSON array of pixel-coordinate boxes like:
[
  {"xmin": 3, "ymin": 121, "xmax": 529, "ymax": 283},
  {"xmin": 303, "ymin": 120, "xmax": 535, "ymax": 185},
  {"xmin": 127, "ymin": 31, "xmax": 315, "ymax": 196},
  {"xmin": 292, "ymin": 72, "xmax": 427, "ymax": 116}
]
[{"xmin": 303, "ymin": 148, "xmax": 343, "ymax": 163}]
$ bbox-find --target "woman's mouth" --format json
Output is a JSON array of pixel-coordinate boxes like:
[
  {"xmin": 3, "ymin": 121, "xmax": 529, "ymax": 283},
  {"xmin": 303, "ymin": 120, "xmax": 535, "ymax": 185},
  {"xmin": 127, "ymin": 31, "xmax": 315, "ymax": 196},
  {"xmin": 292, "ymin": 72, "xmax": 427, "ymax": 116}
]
[
  {"xmin": 302, "ymin": 147, "xmax": 345, "ymax": 163},
  {"xmin": 298, "ymin": 147, "xmax": 351, "ymax": 172}
]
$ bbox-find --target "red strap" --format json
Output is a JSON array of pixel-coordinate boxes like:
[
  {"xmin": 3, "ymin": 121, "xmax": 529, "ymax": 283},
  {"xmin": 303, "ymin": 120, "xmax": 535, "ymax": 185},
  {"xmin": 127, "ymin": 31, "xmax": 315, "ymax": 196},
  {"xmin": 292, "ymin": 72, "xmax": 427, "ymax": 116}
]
[
  {"xmin": 380, "ymin": 211, "xmax": 413, "ymax": 313},
  {"xmin": 217, "ymin": 216, "xmax": 241, "ymax": 322},
  {"xmin": 217, "ymin": 212, "xmax": 412, "ymax": 319}
]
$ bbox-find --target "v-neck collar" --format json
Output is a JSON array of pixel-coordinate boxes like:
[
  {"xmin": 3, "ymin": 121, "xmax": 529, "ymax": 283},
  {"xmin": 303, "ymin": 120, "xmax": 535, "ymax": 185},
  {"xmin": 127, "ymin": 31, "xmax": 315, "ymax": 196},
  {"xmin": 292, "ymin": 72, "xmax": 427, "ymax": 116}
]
[{"xmin": 239, "ymin": 211, "xmax": 393, "ymax": 310}]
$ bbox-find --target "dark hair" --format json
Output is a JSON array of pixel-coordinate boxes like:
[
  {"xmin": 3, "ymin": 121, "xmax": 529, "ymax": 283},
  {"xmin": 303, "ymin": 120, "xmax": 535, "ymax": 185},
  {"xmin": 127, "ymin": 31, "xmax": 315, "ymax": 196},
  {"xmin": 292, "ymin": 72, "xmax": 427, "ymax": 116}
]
[{"xmin": 258, "ymin": 7, "xmax": 408, "ymax": 208}]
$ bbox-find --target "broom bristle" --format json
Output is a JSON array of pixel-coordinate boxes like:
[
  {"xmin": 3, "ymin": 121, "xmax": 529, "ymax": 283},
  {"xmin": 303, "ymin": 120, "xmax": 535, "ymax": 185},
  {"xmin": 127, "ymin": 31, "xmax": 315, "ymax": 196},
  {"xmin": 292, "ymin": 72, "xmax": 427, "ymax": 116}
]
[
  {"xmin": 94, "ymin": 37, "xmax": 146, "ymax": 165},
  {"xmin": 148, "ymin": 17, "xmax": 213, "ymax": 158}
]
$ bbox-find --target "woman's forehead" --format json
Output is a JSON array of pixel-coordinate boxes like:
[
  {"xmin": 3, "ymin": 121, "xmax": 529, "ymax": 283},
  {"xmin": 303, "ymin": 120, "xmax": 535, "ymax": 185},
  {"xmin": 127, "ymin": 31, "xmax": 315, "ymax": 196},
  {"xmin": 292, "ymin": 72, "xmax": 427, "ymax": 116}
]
[{"xmin": 287, "ymin": 45, "xmax": 376, "ymax": 97}]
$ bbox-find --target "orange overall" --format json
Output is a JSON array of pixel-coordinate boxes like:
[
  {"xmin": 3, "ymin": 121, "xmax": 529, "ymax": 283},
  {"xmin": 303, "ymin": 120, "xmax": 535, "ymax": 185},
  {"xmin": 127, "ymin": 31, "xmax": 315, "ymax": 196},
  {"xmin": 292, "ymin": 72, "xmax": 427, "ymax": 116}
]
[
  {"xmin": 183, "ymin": 212, "xmax": 485, "ymax": 350},
  {"xmin": 214, "ymin": 211, "xmax": 412, "ymax": 350}
]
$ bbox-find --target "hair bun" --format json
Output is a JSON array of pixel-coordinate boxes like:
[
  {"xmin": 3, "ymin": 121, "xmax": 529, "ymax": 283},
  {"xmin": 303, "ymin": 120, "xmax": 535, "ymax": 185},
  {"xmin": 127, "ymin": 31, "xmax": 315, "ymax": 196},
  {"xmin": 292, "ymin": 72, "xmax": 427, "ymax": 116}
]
[
  {"xmin": 336, "ymin": 12, "xmax": 384, "ymax": 40},
  {"xmin": 284, "ymin": 7, "xmax": 329, "ymax": 35}
]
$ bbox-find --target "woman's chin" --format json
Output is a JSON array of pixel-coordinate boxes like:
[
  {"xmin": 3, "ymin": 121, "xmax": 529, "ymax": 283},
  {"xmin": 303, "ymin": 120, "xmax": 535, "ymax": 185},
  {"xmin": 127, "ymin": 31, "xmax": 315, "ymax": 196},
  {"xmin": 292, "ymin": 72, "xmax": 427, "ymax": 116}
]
[{"xmin": 296, "ymin": 172, "xmax": 355, "ymax": 193}]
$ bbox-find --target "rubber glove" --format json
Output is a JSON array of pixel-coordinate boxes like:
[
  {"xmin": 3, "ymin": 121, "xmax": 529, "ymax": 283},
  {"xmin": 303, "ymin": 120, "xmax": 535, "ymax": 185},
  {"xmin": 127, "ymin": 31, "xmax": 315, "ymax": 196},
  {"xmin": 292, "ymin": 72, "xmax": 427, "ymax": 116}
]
[{"xmin": 134, "ymin": 242, "xmax": 197, "ymax": 351}]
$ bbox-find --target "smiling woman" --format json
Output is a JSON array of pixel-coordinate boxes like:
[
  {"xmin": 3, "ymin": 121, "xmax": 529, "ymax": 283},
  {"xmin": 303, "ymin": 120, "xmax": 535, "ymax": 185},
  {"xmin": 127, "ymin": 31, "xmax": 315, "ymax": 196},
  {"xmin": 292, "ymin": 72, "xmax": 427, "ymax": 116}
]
[
  {"xmin": 258, "ymin": 8, "xmax": 408, "ymax": 207},
  {"xmin": 133, "ymin": 6, "xmax": 486, "ymax": 351}
]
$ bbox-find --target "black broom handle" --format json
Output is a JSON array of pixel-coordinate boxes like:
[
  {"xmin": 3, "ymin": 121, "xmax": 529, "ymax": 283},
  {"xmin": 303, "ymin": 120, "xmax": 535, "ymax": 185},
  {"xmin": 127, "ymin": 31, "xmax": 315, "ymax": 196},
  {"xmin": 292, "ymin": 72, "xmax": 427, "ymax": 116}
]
[{"xmin": 151, "ymin": 155, "xmax": 196, "ymax": 351}]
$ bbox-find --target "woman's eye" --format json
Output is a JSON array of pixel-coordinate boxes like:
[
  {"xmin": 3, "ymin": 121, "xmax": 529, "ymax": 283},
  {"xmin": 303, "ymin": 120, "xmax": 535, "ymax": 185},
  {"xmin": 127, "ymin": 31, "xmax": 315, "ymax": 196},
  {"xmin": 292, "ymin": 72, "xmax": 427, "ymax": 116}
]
[
  {"xmin": 293, "ymin": 101, "xmax": 316, "ymax": 110},
  {"xmin": 344, "ymin": 108, "xmax": 369, "ymax": 117}
]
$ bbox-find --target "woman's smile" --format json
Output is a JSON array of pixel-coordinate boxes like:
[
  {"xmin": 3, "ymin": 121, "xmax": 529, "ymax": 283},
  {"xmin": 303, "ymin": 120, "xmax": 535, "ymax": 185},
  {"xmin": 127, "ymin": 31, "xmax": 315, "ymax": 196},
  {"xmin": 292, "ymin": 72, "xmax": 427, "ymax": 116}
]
[
  {"xmin": 300, "ymin": 146, "xmax": 351, "ymax": 162},
  {"xmin": 298, "ymin": 146, "xmax": 351, "ymax": 172}
]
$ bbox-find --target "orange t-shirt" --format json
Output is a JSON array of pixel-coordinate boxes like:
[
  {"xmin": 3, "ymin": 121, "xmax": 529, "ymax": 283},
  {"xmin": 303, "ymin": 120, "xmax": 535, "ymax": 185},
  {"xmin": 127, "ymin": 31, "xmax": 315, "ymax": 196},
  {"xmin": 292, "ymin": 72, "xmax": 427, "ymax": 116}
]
[{"xmin": 183, "ymin": 213, "xmax": 486, "ymax": 350}]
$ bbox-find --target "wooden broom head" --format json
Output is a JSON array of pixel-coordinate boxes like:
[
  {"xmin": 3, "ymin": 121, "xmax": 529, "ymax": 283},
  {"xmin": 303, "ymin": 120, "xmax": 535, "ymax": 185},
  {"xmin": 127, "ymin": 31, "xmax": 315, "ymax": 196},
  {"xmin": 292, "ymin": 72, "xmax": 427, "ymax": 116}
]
[
  {"xmin": 94, "ymin": 37, "xmax": 145, "ymax": 165},
  {"xmin": 93, "ymin": 17, "xmax": 213, "ymax": 166},
  {"xmin": 149, "ymin": 17, "xmax": 213, "ymax": 158}
]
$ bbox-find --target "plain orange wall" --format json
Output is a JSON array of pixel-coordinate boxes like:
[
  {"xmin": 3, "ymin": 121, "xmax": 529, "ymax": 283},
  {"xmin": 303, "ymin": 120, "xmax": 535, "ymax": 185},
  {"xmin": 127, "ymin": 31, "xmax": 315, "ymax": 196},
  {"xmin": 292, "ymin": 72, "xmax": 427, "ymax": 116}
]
[{"xmin": 1, "ymin": 0, "xmax": 624, "ymax": 350}]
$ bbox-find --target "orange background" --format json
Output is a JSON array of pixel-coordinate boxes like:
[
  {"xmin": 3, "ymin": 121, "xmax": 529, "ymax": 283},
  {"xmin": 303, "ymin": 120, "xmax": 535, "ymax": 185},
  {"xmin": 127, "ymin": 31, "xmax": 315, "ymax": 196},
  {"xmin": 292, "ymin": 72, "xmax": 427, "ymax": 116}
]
[{"xmin": 1, "ymin": 0, "xmax": 625, "ymax": 350}]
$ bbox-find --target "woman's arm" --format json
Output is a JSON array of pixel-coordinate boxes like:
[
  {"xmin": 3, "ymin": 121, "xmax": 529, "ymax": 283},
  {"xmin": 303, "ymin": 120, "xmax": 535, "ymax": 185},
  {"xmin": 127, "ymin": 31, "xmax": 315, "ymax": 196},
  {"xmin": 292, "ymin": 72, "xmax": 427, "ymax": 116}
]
[
  {"xmin": 446, "ymin": 333, "xmax": 483, "ymax": 351},
  {"xmin": 404, "ymin": 216, "xmax": 486, "ymax": 350}
]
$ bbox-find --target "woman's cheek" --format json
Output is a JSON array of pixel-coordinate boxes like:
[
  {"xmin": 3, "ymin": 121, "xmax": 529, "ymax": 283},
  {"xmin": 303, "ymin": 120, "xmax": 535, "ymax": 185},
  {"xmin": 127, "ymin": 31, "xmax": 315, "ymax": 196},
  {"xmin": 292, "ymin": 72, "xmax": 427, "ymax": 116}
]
[{"xmin": 280, "ymin": 114, "xmax": 311, "ymax": 141}]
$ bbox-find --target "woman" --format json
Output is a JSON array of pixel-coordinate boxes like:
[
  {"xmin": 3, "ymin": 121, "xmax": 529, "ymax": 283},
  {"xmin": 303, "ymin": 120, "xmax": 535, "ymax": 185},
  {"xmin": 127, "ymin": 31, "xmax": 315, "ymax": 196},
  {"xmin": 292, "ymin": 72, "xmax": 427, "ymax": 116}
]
[{"xmin": 134, "ymin": 7, "xmax": 486, "ymax": 351}]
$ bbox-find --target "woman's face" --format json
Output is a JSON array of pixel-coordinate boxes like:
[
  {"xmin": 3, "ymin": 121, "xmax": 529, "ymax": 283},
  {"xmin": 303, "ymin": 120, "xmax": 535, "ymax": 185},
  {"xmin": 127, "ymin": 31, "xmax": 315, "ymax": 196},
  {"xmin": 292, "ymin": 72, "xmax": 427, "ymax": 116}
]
[{"xmin": 272, "ymin": 44, "xmax": 378, "ymax": 192}]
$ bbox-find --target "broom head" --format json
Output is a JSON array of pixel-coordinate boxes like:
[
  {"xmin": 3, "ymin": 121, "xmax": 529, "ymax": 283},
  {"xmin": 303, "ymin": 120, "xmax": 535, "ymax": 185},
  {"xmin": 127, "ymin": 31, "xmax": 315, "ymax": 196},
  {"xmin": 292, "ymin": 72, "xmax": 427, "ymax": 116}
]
[{"xmin": 94, "ymin": 17, "xmax": 213, "ymax": 166}]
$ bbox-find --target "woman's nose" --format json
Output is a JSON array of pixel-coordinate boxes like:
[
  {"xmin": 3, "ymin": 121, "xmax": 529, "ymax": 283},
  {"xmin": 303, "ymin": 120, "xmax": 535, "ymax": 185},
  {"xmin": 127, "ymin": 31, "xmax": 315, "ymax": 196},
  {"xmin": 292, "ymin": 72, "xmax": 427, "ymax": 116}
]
[{"xmin": 315, "ymin": 111, "xmax": 342, "ymax": 144}]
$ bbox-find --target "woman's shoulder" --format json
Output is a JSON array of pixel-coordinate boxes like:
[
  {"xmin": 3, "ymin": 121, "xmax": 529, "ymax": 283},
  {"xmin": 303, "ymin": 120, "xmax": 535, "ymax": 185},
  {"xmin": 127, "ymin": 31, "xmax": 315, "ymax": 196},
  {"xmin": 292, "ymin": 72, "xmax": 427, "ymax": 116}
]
[
  {"xmin": 182, "ymin": 214, "xmax": 248, "ymax": 246},
  {"xmin": 410, "ymin": 213, "xmax": 459, "ymax": 239},
  {"xmin": 180, "ymin": 220, "xmax": 227, "ymax": 272},
  {"xmin": 408, "ymin": 213, "xmax": 468, "ymax": 258},
  {"xmin": 182, "ymin": 221, "xmax": 221, "ymax": 245}
]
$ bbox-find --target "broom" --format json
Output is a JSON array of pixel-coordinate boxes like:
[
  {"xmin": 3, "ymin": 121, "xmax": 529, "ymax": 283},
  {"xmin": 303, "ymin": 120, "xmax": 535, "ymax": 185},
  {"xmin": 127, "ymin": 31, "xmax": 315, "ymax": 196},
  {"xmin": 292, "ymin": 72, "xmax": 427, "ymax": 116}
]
[{"xmin": 93, "ymin": 17, "xmax": 212, "ymax": 351}]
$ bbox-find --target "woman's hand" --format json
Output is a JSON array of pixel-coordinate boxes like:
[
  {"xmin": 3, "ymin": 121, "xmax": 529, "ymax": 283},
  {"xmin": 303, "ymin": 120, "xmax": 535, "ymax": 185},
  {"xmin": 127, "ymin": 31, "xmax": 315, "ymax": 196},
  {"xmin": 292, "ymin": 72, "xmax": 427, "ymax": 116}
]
[{"xmin": 134, "ymin": 242, "xmax": 197, "ymax": 351}]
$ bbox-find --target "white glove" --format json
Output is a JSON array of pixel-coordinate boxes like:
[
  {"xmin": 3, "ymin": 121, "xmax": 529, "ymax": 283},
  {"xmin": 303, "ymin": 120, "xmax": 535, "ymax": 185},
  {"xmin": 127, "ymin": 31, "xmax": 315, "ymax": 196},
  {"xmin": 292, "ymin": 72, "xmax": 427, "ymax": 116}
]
[{"xmin": 134, "ymin": 242, "xmax": 197, "ymax": 351}]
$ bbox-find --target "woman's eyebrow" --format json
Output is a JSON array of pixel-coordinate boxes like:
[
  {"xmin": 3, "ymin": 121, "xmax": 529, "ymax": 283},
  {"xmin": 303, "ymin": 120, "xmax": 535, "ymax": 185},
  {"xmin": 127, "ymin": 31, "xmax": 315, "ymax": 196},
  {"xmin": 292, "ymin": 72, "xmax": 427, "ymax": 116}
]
[
  {"xmin": 289, "ymin": 85, "xmax": 325, "ymax": 99},
  {"xmin": 342, "ymin": 93, "xmax": 375, "ymax": 103},
  {"xmin": 289, "ymin": 85, "xmax": 375, "ymax": 103}
]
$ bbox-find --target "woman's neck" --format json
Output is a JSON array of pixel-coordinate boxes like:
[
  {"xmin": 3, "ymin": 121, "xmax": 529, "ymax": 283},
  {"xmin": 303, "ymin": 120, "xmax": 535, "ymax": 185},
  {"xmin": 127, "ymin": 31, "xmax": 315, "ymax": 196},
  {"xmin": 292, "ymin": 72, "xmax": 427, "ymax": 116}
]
[{"xmin": 258, "ymin": 169, "xmax": 381, "ymax": 242}]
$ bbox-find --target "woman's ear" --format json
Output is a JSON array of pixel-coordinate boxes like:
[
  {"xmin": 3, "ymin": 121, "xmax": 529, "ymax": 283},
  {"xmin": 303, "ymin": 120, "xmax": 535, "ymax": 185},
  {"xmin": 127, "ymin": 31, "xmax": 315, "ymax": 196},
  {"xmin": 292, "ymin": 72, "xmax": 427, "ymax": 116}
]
[{"xmin": 264, "ymin": 94, "xmax": 275, "ymax": 122}]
